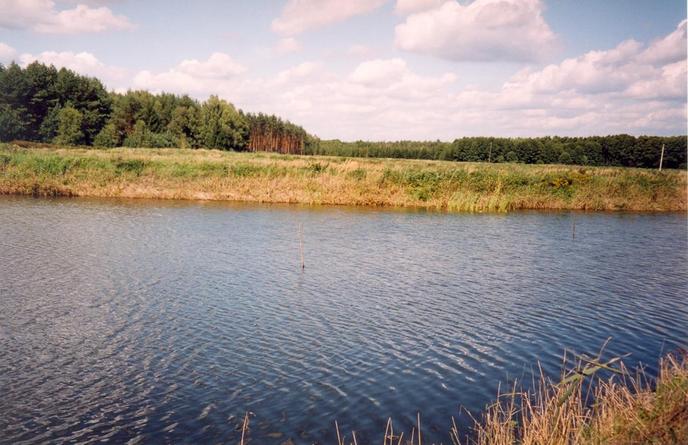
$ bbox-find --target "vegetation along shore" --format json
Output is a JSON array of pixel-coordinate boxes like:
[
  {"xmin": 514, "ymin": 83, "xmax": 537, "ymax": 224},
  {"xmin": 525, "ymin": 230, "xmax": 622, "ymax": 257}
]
[
  {"xmin": 1, "ymin": 61, "xmax": 686, "ymax": 212},
  {"xmin": 1, "ymin": 62, "xmax": 686, "ymax": 169},
  {"xmin": 327, "ymin": 350, "xmax": 688, "ymax": 445},
  {"xmin": 1, "ymin": 143, "xmax": 685, "ymax": 212}
]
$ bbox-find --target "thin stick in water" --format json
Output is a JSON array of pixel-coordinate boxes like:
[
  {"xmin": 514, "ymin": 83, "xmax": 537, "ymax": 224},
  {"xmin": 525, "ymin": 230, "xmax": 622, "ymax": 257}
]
[
  {"xmin": 298, "ymin": 222, "xmax": 305, "ymax": 270},
  {"xmin": 572, "ymin": 214, "xmax": 576, "ymax": 240}
]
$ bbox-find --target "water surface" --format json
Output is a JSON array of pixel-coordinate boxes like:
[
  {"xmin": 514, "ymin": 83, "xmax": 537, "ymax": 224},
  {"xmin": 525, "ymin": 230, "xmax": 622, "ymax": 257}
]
[{"xmin": 1, "ymin": 197, "xmax": 686, "ymax": 444}]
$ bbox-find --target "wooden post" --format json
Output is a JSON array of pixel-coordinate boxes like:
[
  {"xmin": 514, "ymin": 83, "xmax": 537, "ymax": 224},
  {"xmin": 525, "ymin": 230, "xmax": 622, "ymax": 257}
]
[
  {"xmin": 488, "ymin": 141, "xmax": 492, "ymax": 163},
  {"xmin": 572, "ymin": 215, "xmax": 576, "ymax": 240},
  {"xmin": 659, "ymin": 144, "xmax": 665, "ymax": 171},
  {"xmin": 299, "ymin": 223, "xmax": 305, "ymax": 270}
]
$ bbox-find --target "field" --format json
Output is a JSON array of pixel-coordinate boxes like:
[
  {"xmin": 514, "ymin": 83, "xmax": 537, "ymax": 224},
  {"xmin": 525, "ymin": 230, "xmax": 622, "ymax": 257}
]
[{"xmin": 1, "ymin": 143, "xmax": 685, "ymax": 212}]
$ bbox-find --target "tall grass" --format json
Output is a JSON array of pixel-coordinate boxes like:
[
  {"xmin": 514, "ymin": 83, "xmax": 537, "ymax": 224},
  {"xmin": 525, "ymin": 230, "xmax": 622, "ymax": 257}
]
[
  {"xmin": 1, "ymin": 143, "xmax": 685, "ymax": 212},
  {"xmin": 319, "ymin": 349, "xmax": 687, "ymax": 445}
]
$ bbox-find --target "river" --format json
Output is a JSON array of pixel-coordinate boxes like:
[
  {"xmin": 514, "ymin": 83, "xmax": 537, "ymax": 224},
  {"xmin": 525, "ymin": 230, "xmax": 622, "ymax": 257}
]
[{"xmin": 1, "ymin": 196, "xmax": 686, "ymax": 444}]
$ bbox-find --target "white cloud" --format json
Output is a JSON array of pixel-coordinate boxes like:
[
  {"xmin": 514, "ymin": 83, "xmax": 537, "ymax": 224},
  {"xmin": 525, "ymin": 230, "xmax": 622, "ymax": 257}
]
[
  {"xmin": 275, "ymin": 61, "xmax": 324, "ymax": 84},
  {"xmin": 504, "ymin": 20, "xmax": 687, "ymax": 101},
  {"xmin": 18, "ymin": 50, "xmax": 127, "ymax": 84},
  {"xmin": 0, "ymin": 42, "xmax": 16, "ymax": 62},
  {"xmin": 637, "ymin": 19, "xmax": 687, "ymax": 65},
  {"xmin": 0, "ymin": 0, "xmax": 51, "ymax": 29},
  {"xmin": 242, "ymin": 19, "xmax": 686, "ymax": 139},
  {"xmin": 395, "ymin": 0, "xmax": 559, "ymax": 62},
  {"xmin": 346, "ymin": 44, "xmax": 374, "ymax": 58},
  {"xmin": 624, "ymin": 60, "xmax": 687, "ymax": 100},
  {"xmin": 0, "ymin": 0, "xmax": 133, "ymax": 34},
  {"xmin": 272, "ymin": 0, "xmax": 387, "ymax": 35},
  {"xmin": 275, "ymin": 37, "xmax": 302, "ymax": 54},
  {"xmin": 132, "ymin": 52, "xmax": 246, "ymax": 94},
  {"xmin": 349, "ymin": 58, "xmax": 409, "ymax": 85},
  {"xmin": 395, "ymin": 0, "xmax": 444, "ymax": 15},
  {"xmin": 177, "ymin": 52, "xmax": 246, "ymax": 78},
  {"xmin": 225, "ymin": 58, "xmax": 460, "ymax": 139},
  {"xmin": 11, "ymin": 17, "xmax": 685, "ymax": 140}
]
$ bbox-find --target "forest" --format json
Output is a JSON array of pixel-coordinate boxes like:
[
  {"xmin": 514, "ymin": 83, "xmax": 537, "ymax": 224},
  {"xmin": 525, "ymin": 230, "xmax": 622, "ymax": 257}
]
[
  {"xmin": 1, "ymin": 61, "xmax": 685, "ymax": 169},
  {"xmin": 308, "ymin": 136, "xmax": 687, "ymax": 169},
  {"xmin": 0, "ymin": 61, "xmax": 309, "ymax": 154}
]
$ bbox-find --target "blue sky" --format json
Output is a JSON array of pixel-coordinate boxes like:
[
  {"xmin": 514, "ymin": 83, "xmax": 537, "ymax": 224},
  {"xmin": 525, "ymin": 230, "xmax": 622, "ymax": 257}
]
[{"xmin": 1, "ymin": 0, "xmax": 686, "ymax": 140}]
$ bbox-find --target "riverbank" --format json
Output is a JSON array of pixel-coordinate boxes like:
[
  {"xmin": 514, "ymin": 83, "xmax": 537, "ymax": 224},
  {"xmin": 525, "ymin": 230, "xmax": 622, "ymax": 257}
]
[{"xmin": 1, "ymin": 143, "xmax": 685, "ymax": 212}]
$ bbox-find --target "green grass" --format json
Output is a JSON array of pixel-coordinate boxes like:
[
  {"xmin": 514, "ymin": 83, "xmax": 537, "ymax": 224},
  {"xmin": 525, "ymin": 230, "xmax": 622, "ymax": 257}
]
[{"xmin": 0, "ymin": 143, "xmax": 685, "ymax": 212}]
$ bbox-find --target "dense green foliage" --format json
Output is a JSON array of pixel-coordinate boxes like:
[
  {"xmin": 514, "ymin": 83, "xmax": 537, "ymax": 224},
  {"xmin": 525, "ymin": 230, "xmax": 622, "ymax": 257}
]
[
  {"xmin": 0, "ymin": 61, "xmax": 111, "ymax": 145},
  {"xmin": 1, "ymin": 61, "xmax": 685, "ymax": 168},
  {"xmin": 0, "ymin": 62, "xmax": 308, "ymax": 152},
  {"xmin": 53, "ymin": 106, "xmax": 84, "ymax": 145},
  {"xmin": 308, "ymin": 136, "xmax": 687, "ymax": 169}
]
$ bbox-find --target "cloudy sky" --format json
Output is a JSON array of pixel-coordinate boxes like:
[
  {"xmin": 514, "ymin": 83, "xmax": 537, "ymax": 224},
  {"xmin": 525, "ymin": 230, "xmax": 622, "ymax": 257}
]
[{"xmin": 0, "ymin": 0, "xmax": 686, "ymax": 140}]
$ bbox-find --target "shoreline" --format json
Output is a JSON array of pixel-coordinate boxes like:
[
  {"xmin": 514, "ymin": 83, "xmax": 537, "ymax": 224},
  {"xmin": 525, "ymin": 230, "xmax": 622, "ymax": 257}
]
[{"xmin": 1, "ymin": 143, "xmax": 686, "ymax": 212}]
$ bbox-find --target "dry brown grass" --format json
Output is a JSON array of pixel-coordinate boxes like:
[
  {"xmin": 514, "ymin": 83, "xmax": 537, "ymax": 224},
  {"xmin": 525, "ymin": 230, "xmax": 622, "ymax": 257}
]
[
  {"xmin": 1, "ymin": 143, "xmax": 686, "ymax": 212},
  {"xmin": 327, "ymin": 350, "xmax": 687, "ymax": 445}
]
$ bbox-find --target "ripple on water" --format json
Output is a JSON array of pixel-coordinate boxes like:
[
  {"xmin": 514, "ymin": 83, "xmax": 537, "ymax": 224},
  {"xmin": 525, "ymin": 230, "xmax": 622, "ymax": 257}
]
[{"xmin": 0, "ymin": 197, "xmax": 686, "ymax": 444}]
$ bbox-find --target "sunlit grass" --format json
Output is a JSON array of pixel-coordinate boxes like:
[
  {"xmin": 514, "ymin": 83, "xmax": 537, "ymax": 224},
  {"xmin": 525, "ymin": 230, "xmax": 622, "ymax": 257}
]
[
  {"xmin": 320, "ymin": 350, "xmax": 688, "ymax": 445},
  {"xmin": 1, "ymin": 143, "xmax": 685, "ymax": 212}
]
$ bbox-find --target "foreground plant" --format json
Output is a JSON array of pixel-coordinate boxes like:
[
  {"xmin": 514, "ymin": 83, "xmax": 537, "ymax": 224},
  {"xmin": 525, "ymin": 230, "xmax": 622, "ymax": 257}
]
[{"xmin": 326, "ymin": 346, "xmax": 687, "ymax": 445}]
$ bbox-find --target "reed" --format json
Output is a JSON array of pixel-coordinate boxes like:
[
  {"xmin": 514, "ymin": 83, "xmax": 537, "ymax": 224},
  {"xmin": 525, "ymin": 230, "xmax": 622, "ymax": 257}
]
[
  {"xmin": 337, "ymin": 348, "xmax": 687, "ymax": 445},
  {"xmin": 1, "ymin": 143, "xmax": 686, "ymax": 212}
]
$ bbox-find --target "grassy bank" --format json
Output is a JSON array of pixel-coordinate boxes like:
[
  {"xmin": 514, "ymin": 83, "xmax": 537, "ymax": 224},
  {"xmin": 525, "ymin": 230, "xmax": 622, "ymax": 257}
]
[
  {"xmin": 325, "ymin": 351, "xmax": 688, "ymax": 445},
  {"xmin": 1, "ymin": 143, "xmax": 685, "ymax": 212}
]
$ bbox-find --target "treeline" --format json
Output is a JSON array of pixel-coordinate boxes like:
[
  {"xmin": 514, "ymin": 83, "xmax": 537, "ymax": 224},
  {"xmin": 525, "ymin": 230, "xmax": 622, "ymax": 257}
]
[
  {"xmin": 308, "ymin": 136, "xmax": 687, "ymax": 169},
  {"xmin": 2, "ymin": 61, "xmax": 685, "ymax": 169},
  {"xmin": 0, "ymin": 61, "xmax": 309, "ymax": 153}
]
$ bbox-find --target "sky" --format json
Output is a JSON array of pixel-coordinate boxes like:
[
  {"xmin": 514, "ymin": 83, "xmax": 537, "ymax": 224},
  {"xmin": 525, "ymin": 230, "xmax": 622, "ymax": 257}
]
[{"xmin": 0, "ymin": 0, "xmax": 686, "ymax": 140}]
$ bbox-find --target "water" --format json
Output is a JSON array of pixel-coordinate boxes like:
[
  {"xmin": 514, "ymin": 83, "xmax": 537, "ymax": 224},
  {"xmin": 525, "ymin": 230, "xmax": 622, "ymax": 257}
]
[{"xmin": 1, "ymin": 196, "xmax": 686, "ymax": 444}]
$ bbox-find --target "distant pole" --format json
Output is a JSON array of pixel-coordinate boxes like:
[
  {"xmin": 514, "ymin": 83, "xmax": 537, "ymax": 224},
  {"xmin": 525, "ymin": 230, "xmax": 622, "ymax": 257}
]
[
  {"xmin": 572, "ymin": 216, "xmax": 576, "ymax": 240},
  {"xmin": 299, "ymin": 223, "xmax": 305, "ymax": 270},
  {"xmin": 659, "ymin": 144, "xmax": 665, "ymax": 171},
  {"xmin": 488, "ymin": 142, "xmax": 492, "ymax": 163}
]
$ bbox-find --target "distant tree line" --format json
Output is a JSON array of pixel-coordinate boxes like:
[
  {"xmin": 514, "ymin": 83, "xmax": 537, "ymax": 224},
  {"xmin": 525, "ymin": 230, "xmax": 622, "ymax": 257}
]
[
  {"xmin": 0, "ymin": 61, "xmax": 309, "ymax": 153},
  {"xmin": 2, "ymin": 61, "xmax": 685, "ymax": 169},
  {"xmin": 308, "ymin": 135, "xmax": 687, "ymax": 169}
]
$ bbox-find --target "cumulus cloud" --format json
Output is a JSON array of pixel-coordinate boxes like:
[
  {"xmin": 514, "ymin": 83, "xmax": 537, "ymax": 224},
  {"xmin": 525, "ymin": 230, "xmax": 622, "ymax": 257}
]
[
  {"xmin": 11, "ymin": 17, "xmax": 685, "ymax": 139},
  {"xmin": 637, "ymin": 19, "xmax": 687, "ymax": 65},
  {"xmin": 226, "ymin": 57, "xmax": 460, "ymax": 139},
  {"xmin": 346, "ymin": 44, "xmax": 374, "ymax": 58},
  {"xmin": 133, "ymin": 52, "xmax": 246, "ymax": 94},
  {"xmin": 241, "ymin": 21, "xmax": 686, "ymax": 139},
  {"xmin": 272, "ymin": 0, "xmax": 387, "ymax": 35},
  {"xmin": 275, "ymin": 37, "xmax": 302, "ymax": 54},
  {"xmin": 274, "ymin": 61, "xmax": 324, "ymax": 84},
  {"xmin": 395, "ymin": 0, "xmax": 445, "ymax": 15},
  {"xmin": 18, "ymin": 50, "xmax": 127, "ymax": 83},
  {"xmin": 504, "ymin": 20, "xmax": 687, "ymax": 101},
  {"xmin": 177, "ymin": 52, "xmax": 246, "ymax": 78},
  {"xmin": 395, "ymin": 0, "xmax": 559, "ymax": 62},
  {"xmin": 0, "ymin": 42, "xmax": 16, "ymax": 62},
  {"xmin": 349, "ymin": 58, "xmax": 409, "ymax": 85},
  {"xmin": 0, "ymin": 0, "xmax": 133, "ymax": 34}
]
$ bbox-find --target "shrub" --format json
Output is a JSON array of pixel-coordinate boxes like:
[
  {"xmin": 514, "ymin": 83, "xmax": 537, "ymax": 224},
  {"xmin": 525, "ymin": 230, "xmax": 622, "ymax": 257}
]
[
  {"xmin": 93, "ymin": 123, "xmax": 119, "ymax": 147},
  {"xmin": 559, "ymin": 151, "xmax": 573, "ymax": 164},
  {"xmin": 53, "ymin": 106, "xmax": 84, "ymax": 146}
]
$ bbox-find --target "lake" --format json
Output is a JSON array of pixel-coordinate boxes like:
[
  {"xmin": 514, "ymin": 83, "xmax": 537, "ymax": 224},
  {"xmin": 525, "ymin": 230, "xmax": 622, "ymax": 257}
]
[{"xmin": 1, "ymin": 196, "xmax": 686, "ymax": 444}]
